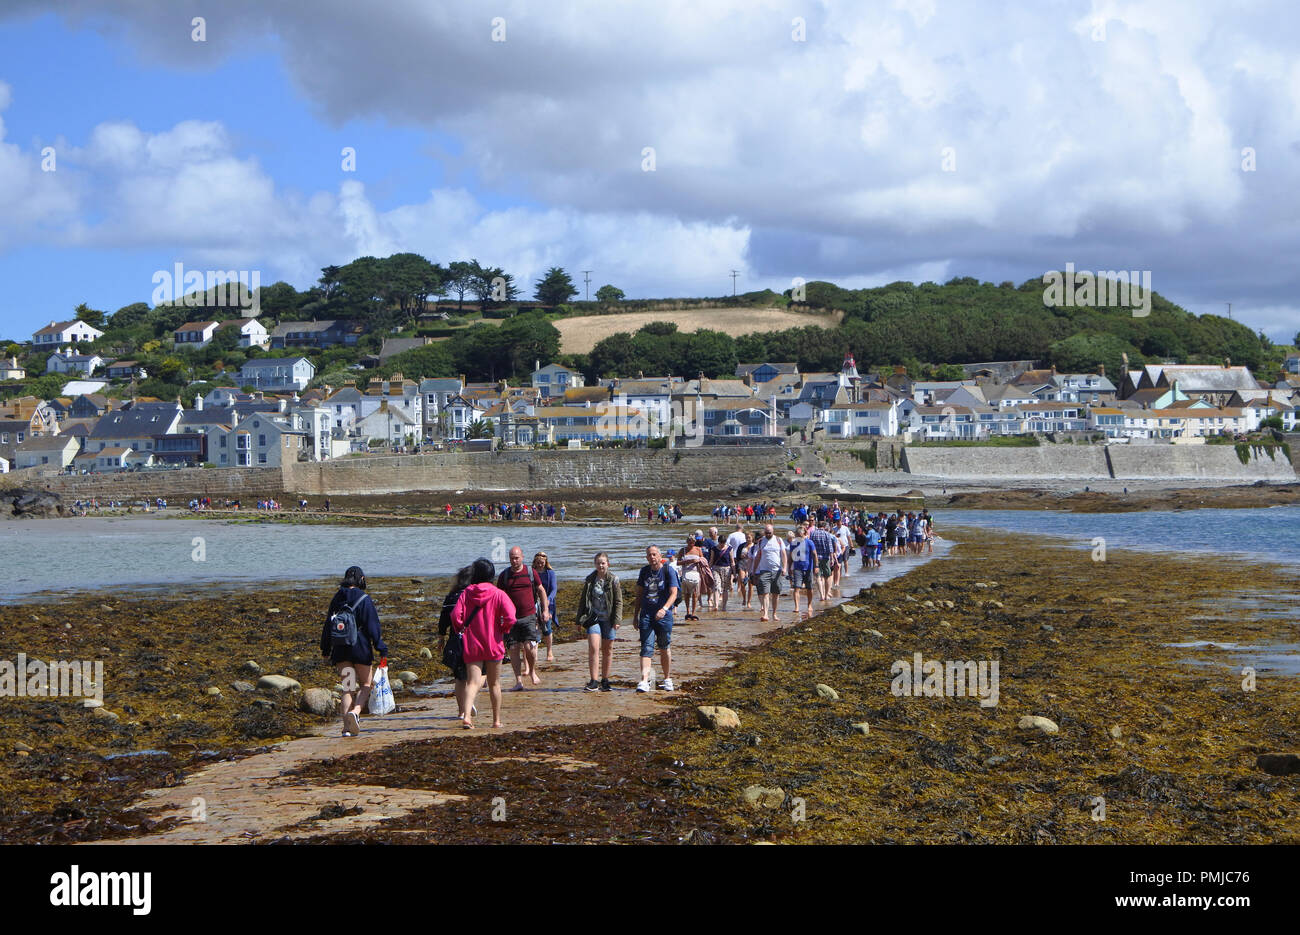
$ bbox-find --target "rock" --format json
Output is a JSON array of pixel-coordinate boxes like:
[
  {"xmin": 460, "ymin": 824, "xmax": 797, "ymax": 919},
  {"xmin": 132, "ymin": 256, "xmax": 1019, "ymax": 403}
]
[
  {"xmin": 987, "ymin": 600, "xmax": 1004, "ymax": 609},
  {"xmin": 408, "ymin": 595, "xmax": 426, "ymax": 603},
  {"xmin": 742, "ymin": 785, "xmax": 785, "ymax": 809},
  {"xmin": 92, "ymin": 707, "xmax": 119, "ymax": 721},
  {"xmin": 231, "ymin": 681, "xmax": 256, "ymax": 693},
  {"xmin": 390, "ymin": 679, "xmax": 405, "ymax": 691},
  {"xmin": 840, "ymin": 603, "xmax": 861, "ymax": 615},
  {"xmin": 1017, "ymin": 715, "xmax": 1059, "ymax": 735},
  {"xmin": 267, "ymin": 608, "xmax": 281, "ymax": 614},
  {"xmin": 300, "ymin": 688, "xmax": 335, "ymax": 716},
  {"xmin": 849, "ymin": 722, "xmax": 870, "ymax": 735},
  {"xmin": 252, "ymin": 699, "xmax": 275, "ymax": 709},
  {"xmin": 418, "ymin": 647, "xmax": 433, "ymax": 660},
  {"xmin": 696, "ymin": 705, "xmax": 741, "ymax": 730},
  {"xmin": 240, "ymin": 660, "xmax": 262, "ymax": 676},
  {"xmin": 3, "ymin": 487, "xmax": 64, "ymax": 519},
  {"xmin": 1109, "ymin": 725, "xmax": 1123, "ymax": 739},
  {"xmin": 865, "ymin": 629, "xmax": 884, "ymax": 638},
  {"xmin": 942, "ymin": 600, "xmax": 955, "ymax": 609},
  {"xmin": 82, "ymin": 699, "xmax": 103, "ymax": 709},
  {"xmin": 905, "ymin": 595, "xmax": 918, "ymax": 603},
  {"xmin": 815, "ymin": 683, "xmax": 840, "ymax": 701},
  {"xmin": 1101, "ymin": 597, "xmax": 1127, "ymax": 605},
  {"xmin": 15, "ymin": 751, "xmax": 29, "ymax": 758},
  {"xmin": 1256, "ymin": 754, "xmax": 1300, "ymax": 776},
  {"xmin": 256, "ymin": 674, "xmax": 301, "ymax": 693},
  {"xmin": 922, "ymin": 600, "xmax": 935, "ymax": 608},
  {"xmin": 14, "ymin": 742, "xmax": 33, "ymax": 753},
  {"xmin": 396, "ymin": 671, "xmax": 418, "ymax": 684},
  {"xmin": 205, "ymin": 686, "xmax": 221, "ymax": 696},
  {"xmin": 974, "ymin": 582, "xmax": 988, "ymax": 589},
  {"xmin": 938, "ymin": 620, "xmax": 952, "ymax": 628},
  {"xmin": 1040, "ymin": 624, "xmax": 1055, "ymax": 632},
  {"xmin": 984, "ymin": 755, "xmax": 1010, "ymax": 768}
]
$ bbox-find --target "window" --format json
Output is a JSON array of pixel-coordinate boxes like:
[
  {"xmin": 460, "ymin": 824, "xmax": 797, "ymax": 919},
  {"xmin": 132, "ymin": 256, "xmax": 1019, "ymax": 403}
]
[
  {"xmin": 258, "ymin": 434, "xmax": 266, "ymax": 447},
  {"xmin": 258, "ymin": 453, "xmax": 267, "ymax": 464}
]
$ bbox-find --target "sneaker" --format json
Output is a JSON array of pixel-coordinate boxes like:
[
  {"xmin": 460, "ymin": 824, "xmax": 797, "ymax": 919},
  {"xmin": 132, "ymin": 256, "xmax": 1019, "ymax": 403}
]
[
  {"xmin": 636, "ymin": 680, "xmax": 651, "ymax": 693},
  {"xmin": 599, "ymin": 678, "xmax": 612, "ymax": 692},
  {"xmin": 659, "ymin": 678, "xmax": 675, "ymax": 692},
  {"xmin": 584, "ymin": 679, "xmax": 600, "ymax": 692},
  {"xmin": 342, "ymin": 711, "xmax": 360, "ymax": 735}
]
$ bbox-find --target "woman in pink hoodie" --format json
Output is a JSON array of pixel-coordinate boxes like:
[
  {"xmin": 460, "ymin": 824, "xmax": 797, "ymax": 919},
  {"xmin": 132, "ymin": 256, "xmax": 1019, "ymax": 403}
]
[{"xmin": 451, "ymin": 558, "xmax": 517, "ymax": 729}]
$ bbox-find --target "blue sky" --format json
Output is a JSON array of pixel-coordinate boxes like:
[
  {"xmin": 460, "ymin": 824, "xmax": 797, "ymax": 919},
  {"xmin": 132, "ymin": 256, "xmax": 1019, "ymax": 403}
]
[{"xmin": 1, "ymin": 1, "xmax": 1297, "ymax": 343}]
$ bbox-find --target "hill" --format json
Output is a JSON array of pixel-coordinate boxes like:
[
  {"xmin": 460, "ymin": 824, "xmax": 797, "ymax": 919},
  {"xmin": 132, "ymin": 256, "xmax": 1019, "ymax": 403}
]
[{"xmin": 555, "ymin": 307, "xmax": 841, "ymax": 355}]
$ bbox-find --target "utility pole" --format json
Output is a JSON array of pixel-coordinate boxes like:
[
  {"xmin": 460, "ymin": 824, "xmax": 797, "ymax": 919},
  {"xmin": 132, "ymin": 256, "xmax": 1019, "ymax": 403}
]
[
  {"xmin": 1226, "ymin": 302, "xmax": 1232, "ymax": 320},
  {"xmin": 730, "ymin": 270, "xmax": 739, "ymax": 297},
  {"xmin": 582, "ymin": 270, "xmax": 592, "ymax": 302}
]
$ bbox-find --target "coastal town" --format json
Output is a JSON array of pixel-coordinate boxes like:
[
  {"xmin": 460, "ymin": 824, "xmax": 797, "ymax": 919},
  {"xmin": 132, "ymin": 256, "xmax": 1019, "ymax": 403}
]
[{"xmin": 2, "ymin": 309, "xmax": 1298, "ymax": 476}]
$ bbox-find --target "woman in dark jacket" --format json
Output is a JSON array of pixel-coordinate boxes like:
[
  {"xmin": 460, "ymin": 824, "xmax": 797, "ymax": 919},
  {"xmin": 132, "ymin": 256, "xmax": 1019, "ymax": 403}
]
[
  {"xmin": 438, "ymin": 564, "xmax": 476, "ymax": 721},
  {"xmin": 320, "ymin": 565, "xmax": 387, "ymax": 737}
]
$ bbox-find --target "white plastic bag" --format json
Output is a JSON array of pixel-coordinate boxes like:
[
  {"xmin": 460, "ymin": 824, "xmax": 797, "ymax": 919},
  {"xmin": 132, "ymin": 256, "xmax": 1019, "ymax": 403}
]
[{"xmin": 368, "ymin": 665, "xmax": 396, "ymax": 715}]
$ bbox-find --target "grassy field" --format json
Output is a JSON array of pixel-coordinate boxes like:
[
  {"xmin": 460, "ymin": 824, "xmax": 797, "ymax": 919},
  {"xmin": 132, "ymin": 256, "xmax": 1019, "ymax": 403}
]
[{"xmin": 555, "ymin": 307, "xmax": 842, "ymax": 355}]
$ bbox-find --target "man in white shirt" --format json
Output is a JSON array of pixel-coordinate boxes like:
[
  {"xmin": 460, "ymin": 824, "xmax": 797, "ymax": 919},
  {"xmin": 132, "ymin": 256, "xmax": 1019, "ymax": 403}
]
[{"xmin": 753, "ymin": 523, "xmax": 789, "ymax": 623}]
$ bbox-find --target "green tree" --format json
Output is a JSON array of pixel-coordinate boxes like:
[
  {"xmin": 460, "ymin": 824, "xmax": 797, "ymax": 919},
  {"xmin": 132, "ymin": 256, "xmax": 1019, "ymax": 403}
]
[
  {"xmin": 467, "ymin": 418, "xmax": 494, "ymax": 440},
  {"xmin": 445, "ymin": 261, "xmax": 477, "ymax": 309},
  {"xmin": 109, "ymin": 302, "xmax": 151, "ymax": 329},
  {"xmin": 595, "ymin": 284, "xmax": 624, "ymax": 304},
  {"xmin": 534, "ymin": 267, "xmax": 578, "ymax": 307},
  {"xmin": 257, "ymin": 281, "xmax": 300, "ymax": 319},
  {"xmin": 74, "ymin": 302, "xmax": 106, "ymax": 330}
]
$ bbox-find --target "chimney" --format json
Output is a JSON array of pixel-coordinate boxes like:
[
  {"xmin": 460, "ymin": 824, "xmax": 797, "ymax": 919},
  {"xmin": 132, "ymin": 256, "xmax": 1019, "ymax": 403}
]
[
  {"xmin": 1224, "ymin": 357, "xmax": 1231, "ymax": 368},
  {"xmin": 742, "ymin": 371, "xmax": 753, "ymax": 387},
  {"xmin": 1097, "ymin": 364, "xmax": 1105, "ymax": 377},
  {"xmin": 195, "ymin": 393, "xmax": 203, "ymax": 411}
]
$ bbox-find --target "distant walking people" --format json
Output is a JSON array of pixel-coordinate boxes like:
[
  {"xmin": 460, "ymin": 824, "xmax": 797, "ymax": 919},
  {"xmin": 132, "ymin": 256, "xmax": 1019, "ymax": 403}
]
[
  {"xmin": 634, "ymin": 545, "xmax": 679, "ymax": 693},
  {"xmin": 451, "ymin": 558, "xmax": 517, "ymax": 729},
  {"xmin": 575, "ymin": 552, "xmax": 623, "ymax": 692},
  {"xmin": 498, "ymin": 546, "xmax": 549, "ymax": 690},
  {"xmin": 321, "ymin": 565, "xmax": 387, "ymax": 737}
]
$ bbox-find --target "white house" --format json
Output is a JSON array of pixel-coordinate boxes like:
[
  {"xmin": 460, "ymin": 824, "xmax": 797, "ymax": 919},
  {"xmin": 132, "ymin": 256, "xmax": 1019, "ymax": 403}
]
[
  {"xmin": 218, "ymin": 318, "xmax": 270, "ymax": 349},
  {"xmin": 31, "ymin": 319, "xmax": 104, "ymax": 348},
  {"xmin": 173, "ymin": 320, "xmax": 221, "ymax": 349},
  {"xmin": 0, "ymin": 358, "xmax": 24, "ymax": 380},
  {"xmin": 820, "ymin": 401, "xmax": 900, "ymax": 437},
  {"xmin": 532, "ymin": 362, "xmax": 585, "ymax": 396},
  {"xmin": 238, "ymin": 357, "xmax": 316, "ymax": 392},
  {"xmin": 14, "ymin": 434, "xmax": 81, "ymax": 470},
  {"xmin": 419, "ymin": 377, "xmax": 464, "ymax": 440},
  {"xmin": 356, "ymin": 403, "xmax": 419, "ymax": 446},
  {"xmin": 207, "ymin": 412, "xmax": 308, "ymax": 467},
  {"xmin": 45, "ymin": 352, "xmax": 106, "ymax": 376},
  {"xmin": 444, "ymin": 393, "xmax": 492, "ymax": 440}
]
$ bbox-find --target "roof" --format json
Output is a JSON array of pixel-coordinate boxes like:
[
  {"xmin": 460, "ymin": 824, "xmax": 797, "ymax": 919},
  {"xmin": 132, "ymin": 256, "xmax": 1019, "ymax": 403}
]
[
  {"xmin": 33, "ymin": 319, "xmax": 94, "ymax": 336},
  {"xmin": 240, "ymin": 356, "xmax": 313, "ymax": 369},
  {"xmin": 418, "ymin": 378, "xmax": 462, "ymax": 393},
  {"xmin": 614, "ymin": 379, "xmax": 677, "ymax": 396},
  {"xmin": 15, "ymin": 434, "xmax": 78, "ymax": 451},
  {"xmin": 174, "ymin": 321, "xmax": 220, "ymax": 333},
  {"xmin": 379, "ymin": 337, "xmax": 432, "ymax": 360},
  {"xmin": 217, "ymin": 318, "xmax": 262, "ymax": 329},
  {"xmin": 562, "ymin": 387, "xmax": 609, "ymax": 404},
  {"xmin": 736, "ymin": 362, "xmax": 798, "ymax": 377},
  {"xmin": 1158, "ymin": 366, "xmax": 1259, "ymax": 393},
  {"xmin": 269, "ymin": 319, "xmax": 358, "ymax": 336},
  {"xmin": 89, "ymin": 402, "xmax": 182, "ymax": 439},
  {"xmin": 97, "ymin": 446, "xmax": 132, "ymax": 457}
]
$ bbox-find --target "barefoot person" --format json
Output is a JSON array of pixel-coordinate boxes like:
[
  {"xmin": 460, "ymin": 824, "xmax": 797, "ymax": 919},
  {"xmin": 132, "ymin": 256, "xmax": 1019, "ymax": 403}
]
[
  {"xmin": 788, "ymin": 522, "xmax": 816, "ymax": 620},
  {"xmin": 320, "ymin": 565, "xmax": 387, "ymax": 737},
  {"xmin": 633, "ymin": 545, "xmax": 679, "ymax": 693},
  {"xmin": 497, "ymin": 546, "xmax": 549, "ymax": 690},
  {"xmin": 753, "ymin": 523, "xmax": 788, "ymax": 623},
  {"xmin": 532, "ymin": 551, "xmax": 559, "ymax": 663},
  {"xmin": 575, "ymin": 552, "xmax": 623, "ymax": 692},
  {"xmin": 451, "ymin": 558, "xmax": 517, "ymax": 729}
]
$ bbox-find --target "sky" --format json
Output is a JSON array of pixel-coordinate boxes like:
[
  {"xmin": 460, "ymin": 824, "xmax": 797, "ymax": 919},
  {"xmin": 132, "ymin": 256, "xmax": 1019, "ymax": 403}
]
[{"xmin": 0, "ymin": 0, "xmax": 1297, "ymax": 341}]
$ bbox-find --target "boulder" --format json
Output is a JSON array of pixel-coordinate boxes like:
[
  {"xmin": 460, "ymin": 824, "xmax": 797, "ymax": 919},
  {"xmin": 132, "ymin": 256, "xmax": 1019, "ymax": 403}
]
[
  {"xmin": 1109, "ymin": 725, "xmax": 1123, "ymax": 739},
  {"xmin": 696, "ymin": 705, "xmax": 741, "ymax": 731},
  {"xmin": 14, "ymin": 742, "xmax": 33, "ymax": 753},
  {"xmin": 204, "ymin": 686, "xmax": 221, "ymax": 696},
  {"xmin": 82, "ymin": 699, "xmax": 103, "ymax": 709},
  {"xmin": 742, "ymin": 785, "xmax": 785, "ymax": 809},
  {"xmin": 396, "ymin": 671, "xmax": 419, "ymax": 684},
  {"xmin": 300, "ymin": 688, "xmax": 335, "ymax": 716},
  {"xmin": 92, "ymin": 707, "xmax": 119, "ymax": 721},
  {"xmin": 418, "ymin": 647, "xmax": 433, "ymax": 660},
  {"xmin": 256, "ymin": 674, "xmax": 301, "ymax": 693},
  {"xmin": 390, "ymin": 679, "xmax": 405, "ymax": 691},
  {"xmin": 1256, "ymin": 754, "xmax": 1300, "ymax": 776},
  {"xmin": 240, "ymin": 660, "xmax": 263, "ymax": 676},
  {"xmin": 815, "ymin": 683, "xmax": 840, "ymax": 701},
  {"xmin": 865, "ymin": 629, "xmax": 884, "ymax": 639},
  {"xmin": 849, "ymin": 722, "xmax": 870, "ymax": 736},
  {"xmin": 1017, "ymin": 715, "xmax": 1059, "ymax": 735},
  {"xmin": 231, "ymin": 681, "xmax": 256, "ymax": 693},
  {"xmin": 3, "ymin": 488, "xmax": 64, "ymax": 519}
]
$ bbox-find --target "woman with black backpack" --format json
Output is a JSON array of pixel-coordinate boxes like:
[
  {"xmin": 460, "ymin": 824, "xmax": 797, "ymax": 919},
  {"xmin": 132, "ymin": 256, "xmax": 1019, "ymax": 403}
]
[
  {"xmin": 438, "ymin": 564, "xmax": 476, "ymax": 722},
  {"xmin": 320, "ymin": 565, "xmax": 387, "ymax": 737}
]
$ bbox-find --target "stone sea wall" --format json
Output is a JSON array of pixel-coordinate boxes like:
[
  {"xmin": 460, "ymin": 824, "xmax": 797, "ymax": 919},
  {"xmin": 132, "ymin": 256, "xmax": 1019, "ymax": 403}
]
[{"xmin": 900, "ymin": 443, "xmax": 1296, "ymax": 480}]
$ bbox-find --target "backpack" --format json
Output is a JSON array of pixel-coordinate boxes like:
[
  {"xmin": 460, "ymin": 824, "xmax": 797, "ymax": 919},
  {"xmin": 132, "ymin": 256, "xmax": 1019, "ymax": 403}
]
[
  {"xmin": 498, "ymin": 566, "xmax": 540, "ymax": 612},
  {"xmin": 328, "ymin": 589, "xmax": 368, "ymax": 648}
]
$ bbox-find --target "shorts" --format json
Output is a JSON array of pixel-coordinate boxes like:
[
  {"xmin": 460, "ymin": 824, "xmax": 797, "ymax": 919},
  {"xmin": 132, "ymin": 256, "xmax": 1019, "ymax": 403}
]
[
  {"xmin": 506, "ymin": 613, "xmax": 541, "ymax": 646},
  {"xmin": 839, "ymin": 551, "xmax": 849, "ymax": 566},
  {"xmin": 681, "ymin": 571, "xmax": 700, "ymax": 596},
  {"xmin": 789, "ymin": 567, "xmax": 812, "ymax": 590},
  {"xmin": 754, "ymin": 570, "xmax": 781, "ymax": 595},
  {"xmin": 585, "ymin": 617, "xmax": 616, "ymax": 640},
  {"xmin": 817, "ymin": 556, "xmax": 834, "ymax": 578},
  {"xmin": 712, "ymin": 566, "xmax": 732, "ymax": 593},
  {"xmin": 638, "ymin": 613, "xmax": 673, "ymax": 657}
]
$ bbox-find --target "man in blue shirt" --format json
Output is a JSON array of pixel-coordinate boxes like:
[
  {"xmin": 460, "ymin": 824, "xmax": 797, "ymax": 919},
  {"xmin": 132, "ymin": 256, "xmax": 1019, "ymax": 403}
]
[
  {"xmin": 634, "ymin": 545, "xmax": 680, "ymax": 693},
  {"xmin": 807, "ymin": 519, "xmax": 840, "ymax": 604},
  {"xmin": 788, "ymin": 522, "xmax": 816, "ymax": 619}
]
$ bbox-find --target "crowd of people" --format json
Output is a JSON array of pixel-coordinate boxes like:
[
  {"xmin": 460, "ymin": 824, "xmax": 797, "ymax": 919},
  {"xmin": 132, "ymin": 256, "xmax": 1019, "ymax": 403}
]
[
  {"xmin": 626, "ymin": 502, "xmax": 684, "ymax": 524},
  {"xmin": 320, "ymin": 501, "xmax": 939, "ymax": 735},
  {"xmin": 452, "ymin": 501, "xmax": 568, "ymax": 522}
]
